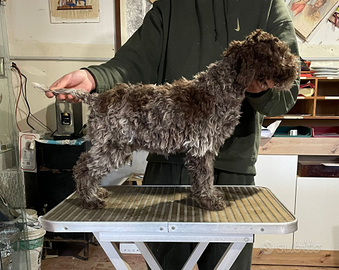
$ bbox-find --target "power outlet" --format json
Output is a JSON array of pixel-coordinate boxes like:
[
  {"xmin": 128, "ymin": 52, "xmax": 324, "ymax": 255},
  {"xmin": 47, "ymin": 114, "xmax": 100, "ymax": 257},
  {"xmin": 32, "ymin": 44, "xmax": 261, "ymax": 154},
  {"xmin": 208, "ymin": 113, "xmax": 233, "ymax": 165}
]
[
  {"xmin": 19, "ymin": 131, "xmax": 44, "ymax": 173},
  {"xmin": 119, "ymin": 243, "xmax": 141, "ymax": 254}
]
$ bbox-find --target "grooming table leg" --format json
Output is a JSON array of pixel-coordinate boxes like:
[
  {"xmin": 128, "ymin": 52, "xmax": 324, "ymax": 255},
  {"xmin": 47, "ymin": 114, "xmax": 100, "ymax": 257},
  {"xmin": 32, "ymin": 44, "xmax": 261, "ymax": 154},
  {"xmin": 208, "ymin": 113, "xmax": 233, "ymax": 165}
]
[
  {"xmin": 134, "ymin": 242, "xmax": 162, "ymax": 270},
  {"xmin": 214, "ymin": 242, "xmax": 246, "ymax": 270},
  {"xmin": 182, "ymin": 242, "xmax": 209, "ymax": 270},
  {"xmin": 93, "ymin": 232, "xmax": 130, "ymax": 270}
]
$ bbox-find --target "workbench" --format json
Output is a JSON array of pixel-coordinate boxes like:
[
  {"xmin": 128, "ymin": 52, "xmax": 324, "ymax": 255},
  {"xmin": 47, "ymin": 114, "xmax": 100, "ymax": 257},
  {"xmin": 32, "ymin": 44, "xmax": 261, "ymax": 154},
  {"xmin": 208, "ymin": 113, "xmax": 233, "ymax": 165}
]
[{"xmin": 41, "ymin": 185, "xmax": 297, "ymax": 270}]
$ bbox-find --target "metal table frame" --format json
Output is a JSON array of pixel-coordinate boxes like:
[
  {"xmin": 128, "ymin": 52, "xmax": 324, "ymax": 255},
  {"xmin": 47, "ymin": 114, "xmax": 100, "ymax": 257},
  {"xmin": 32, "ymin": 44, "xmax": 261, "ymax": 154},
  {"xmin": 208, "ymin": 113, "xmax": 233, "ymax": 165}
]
[
  {"xmin": 41, "ymin": 185, "xmax": 297, "ymax": 270},
  {"xmin": 93, "ymin": 231, "xmax": 251, "ymax": 270}
]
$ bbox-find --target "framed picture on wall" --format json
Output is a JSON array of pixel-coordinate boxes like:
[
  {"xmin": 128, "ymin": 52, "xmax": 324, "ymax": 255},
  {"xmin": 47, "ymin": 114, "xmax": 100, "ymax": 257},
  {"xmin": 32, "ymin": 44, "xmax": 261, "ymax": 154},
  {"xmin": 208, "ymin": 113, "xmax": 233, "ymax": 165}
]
[
  {"xmin": 287, "ymin": 0, "xmax": 339, "ymax": 40},
  {"xmin": 49, "ymin": 0, "xmax": 100, "ymax": 23},
  {"xmin": 115, "ymin": 0, "xmax": 153, "ymax": 50}
]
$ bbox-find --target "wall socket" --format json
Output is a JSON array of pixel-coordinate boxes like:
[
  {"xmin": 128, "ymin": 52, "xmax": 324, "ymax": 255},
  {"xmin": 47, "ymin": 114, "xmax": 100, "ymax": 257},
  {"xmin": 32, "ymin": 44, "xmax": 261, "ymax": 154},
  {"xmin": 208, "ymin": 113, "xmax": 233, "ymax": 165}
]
[
  {"xmin": 119, "ymin": 243, "xmax": 141, "ymax": 254},
  {"xmin": 19, "ymin": 131, "xmax": 44, "ymax": 173}
]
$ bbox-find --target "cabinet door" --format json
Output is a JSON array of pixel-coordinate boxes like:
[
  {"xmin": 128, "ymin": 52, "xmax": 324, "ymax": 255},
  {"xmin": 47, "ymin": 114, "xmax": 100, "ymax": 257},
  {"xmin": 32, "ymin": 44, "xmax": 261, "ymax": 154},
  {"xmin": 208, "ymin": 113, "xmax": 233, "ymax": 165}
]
[
  {"xmin": 253, "ymin": 155, "xmax": 298, "ymax": 249},
  {"xmin": 295, "ymin": 177, "xmax": 339, "ymax": 251}
]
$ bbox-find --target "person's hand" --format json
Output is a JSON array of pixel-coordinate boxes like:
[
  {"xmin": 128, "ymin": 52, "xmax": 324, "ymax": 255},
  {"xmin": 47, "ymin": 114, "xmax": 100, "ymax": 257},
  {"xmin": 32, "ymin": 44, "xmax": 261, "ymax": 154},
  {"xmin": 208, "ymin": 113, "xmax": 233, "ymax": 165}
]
[
  {"xmin": 246, "ymin": 79, "xmax": 274, "ymax": 94},
  {"xmin": 47, "ymin": 70, "xmax": 96, "ymax": 103}
]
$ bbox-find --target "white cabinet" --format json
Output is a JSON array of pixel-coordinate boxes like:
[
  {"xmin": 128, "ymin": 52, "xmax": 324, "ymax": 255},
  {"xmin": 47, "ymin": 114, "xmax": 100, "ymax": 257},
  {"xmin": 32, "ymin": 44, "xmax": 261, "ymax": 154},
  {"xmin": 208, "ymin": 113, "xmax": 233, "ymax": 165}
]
[
  {"xmin": 253, "ymin": 155, "xmax": 298, "ymax": 249},
  {"xmin": 254, "ymin": 154, "xmax": 339, "ymax": 251},
  {"xmin": 255, "ymin": 155, "xmax": 298, "ymax": 213},
  {"xmin": 295, "ymin": 177, "xmax": 339, "ymax": 251}
]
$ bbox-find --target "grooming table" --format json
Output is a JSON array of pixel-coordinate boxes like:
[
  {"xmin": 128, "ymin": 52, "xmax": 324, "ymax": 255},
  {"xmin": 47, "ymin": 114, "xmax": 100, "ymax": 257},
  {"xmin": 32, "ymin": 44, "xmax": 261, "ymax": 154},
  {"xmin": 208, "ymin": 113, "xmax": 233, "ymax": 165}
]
[{"xmin": 41, "ymin": 186, "xmax": 297, "ymax": 270}]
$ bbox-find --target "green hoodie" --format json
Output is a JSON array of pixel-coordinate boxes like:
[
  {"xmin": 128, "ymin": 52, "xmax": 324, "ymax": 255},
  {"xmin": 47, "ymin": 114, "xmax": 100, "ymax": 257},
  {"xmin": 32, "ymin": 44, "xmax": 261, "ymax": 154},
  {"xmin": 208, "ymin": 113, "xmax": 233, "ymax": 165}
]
[{"xmin": 86, "ymin": 0, "xmax": 300, "ymax": 175}]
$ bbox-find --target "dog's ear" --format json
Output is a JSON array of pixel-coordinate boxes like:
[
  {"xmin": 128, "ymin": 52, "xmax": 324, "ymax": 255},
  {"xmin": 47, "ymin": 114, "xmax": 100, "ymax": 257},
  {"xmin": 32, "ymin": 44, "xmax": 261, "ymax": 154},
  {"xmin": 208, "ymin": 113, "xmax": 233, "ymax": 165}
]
[
  {"xmin": 224, "ymin": 40, "xmax": 256, "ymax": 87},
  {"xmin": 237, "ymin": 64, "xmax": 255, "ymax": 87}
]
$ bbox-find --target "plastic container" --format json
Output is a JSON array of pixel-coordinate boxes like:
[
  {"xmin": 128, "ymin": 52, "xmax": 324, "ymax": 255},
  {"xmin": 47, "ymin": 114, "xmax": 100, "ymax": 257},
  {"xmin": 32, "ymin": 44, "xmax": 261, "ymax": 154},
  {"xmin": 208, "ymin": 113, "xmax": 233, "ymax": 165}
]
[
  {"xmin": 15, "ymin": 208, "xmax": 39, "ymax": 220},
  {"xmin": 312, "ymin": 126, "xmax": 339, "ymax": 137},
  {"xmin": 0, "ymin": 225, "xmax": 19, "ymax": 270},
  {"xmin": 16, "ymin": 228, "xmax": 46, "ymax": 270},
  {"xmin": 273, "ymin": 126, "xmax": 312, "ymax": 137},
  {"xmin": 26, "ymin": 209, "xmax": 38, "ymax": 220}
]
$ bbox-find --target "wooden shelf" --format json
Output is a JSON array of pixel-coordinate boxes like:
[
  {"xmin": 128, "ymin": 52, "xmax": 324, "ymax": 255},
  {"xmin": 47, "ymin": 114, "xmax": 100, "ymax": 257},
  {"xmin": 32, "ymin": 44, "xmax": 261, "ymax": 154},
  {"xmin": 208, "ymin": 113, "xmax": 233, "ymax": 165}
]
[
  {"xmin": 316, "ymin": 96, "xmax": 339, "ymax": 99},
  {"xmin": 266, "ymin": 116, "xmax": 339, "ymax": 120},
  {"xmin": 296, "ymin": 96, "xmax": 315, "ymax": 99},
  {"xmin": 259, "ymin": 137, "xmax": 339, "ymax": 155},
  {"xmin": 265, "ymin": 77, "xmax": 339, "ymax": 121}
]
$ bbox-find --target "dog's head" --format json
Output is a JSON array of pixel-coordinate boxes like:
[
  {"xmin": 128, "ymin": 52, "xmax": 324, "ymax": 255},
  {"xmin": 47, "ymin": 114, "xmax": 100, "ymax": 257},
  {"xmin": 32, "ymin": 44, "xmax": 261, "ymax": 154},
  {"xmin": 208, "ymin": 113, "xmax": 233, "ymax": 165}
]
[{"xmin": 224, "ymin": 29, "xmax": 299, "ymax": 91}]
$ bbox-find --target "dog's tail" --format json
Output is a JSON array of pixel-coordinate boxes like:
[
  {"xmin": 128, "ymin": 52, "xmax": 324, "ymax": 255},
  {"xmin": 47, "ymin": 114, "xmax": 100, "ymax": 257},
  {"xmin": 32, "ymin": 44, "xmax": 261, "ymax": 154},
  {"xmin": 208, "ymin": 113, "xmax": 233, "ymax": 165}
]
[
  {"xmin": 51, "ymin": 88, "xmax": 93, "ymax": 103},
  {"xmin": 32, "ymin": 82, "xmax": 96, "ymax": 104}
]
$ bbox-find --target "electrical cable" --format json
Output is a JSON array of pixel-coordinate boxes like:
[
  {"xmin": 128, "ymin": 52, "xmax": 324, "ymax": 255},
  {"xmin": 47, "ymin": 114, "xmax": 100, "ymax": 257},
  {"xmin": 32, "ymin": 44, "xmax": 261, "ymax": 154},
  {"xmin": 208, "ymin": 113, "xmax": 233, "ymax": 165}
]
[
  {"xmin": 21, "ymin": 73, "xmax": 35, "ymax": 129},
  {"xmin": 11, "ymin": 64, "xmax": 23, "ymax": 132},
  {"xmin": 11, "ymin": 62, "xmax": 54, "ymax": 133},
  {"xmin": 11, "ymin": 62, "xmax": 34, "ymax": 130},
  {"xmin": 21, "ymin": 72, "xmax": 54, "ymax": 133}
]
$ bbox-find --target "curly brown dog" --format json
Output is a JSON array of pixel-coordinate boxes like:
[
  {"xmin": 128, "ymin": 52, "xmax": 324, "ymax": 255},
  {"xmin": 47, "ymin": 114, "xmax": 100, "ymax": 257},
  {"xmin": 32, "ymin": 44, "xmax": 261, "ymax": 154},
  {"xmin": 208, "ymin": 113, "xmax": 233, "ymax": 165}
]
[{"xmin": 44, "ymin": 29, "xmax": 299, "ymax": 211}]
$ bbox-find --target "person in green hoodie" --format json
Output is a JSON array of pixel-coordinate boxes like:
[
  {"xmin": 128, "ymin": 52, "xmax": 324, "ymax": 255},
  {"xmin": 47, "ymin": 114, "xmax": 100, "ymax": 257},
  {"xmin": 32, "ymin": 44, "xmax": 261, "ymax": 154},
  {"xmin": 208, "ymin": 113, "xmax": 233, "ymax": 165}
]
[{"xmin": 47, "ymin": 0, "xmax": 300, "ymax": 268}]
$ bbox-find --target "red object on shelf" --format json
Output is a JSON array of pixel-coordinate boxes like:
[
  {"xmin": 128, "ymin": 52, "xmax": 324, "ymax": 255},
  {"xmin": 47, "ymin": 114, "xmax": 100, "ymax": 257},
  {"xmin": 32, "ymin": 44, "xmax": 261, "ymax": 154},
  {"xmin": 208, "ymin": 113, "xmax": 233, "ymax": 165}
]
[{"xmin": 312, "ymin": 126, "xmax": 339, "ymax": 137}]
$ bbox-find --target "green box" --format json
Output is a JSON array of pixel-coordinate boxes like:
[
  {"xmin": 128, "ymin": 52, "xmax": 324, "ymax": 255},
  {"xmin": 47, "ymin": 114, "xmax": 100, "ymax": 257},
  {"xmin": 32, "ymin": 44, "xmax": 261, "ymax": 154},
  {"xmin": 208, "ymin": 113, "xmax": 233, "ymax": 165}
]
[{"xmin": 274, "ymin": 126, "xmax": 312, "ymax": 137}]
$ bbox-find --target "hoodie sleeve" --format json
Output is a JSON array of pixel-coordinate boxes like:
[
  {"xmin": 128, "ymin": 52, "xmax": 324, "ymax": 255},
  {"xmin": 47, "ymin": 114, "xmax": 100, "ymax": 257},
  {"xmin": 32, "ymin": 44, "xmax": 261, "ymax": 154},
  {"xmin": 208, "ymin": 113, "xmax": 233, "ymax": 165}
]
[
  {"xmin": 246, "ymin": 0, "xmax": 300, "ymax": 117},
  {"xmin": 85, "ymin": 2, "xmax": 165, "ymax": 94}
]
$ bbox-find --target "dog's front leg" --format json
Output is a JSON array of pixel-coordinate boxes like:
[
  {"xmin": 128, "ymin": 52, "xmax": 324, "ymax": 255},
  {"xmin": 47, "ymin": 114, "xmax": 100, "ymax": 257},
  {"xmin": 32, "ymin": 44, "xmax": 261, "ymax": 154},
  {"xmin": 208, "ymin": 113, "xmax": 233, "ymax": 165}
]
[{"xmin": 185, "ymin": 152, "xmax": 226, "ymax": 211}]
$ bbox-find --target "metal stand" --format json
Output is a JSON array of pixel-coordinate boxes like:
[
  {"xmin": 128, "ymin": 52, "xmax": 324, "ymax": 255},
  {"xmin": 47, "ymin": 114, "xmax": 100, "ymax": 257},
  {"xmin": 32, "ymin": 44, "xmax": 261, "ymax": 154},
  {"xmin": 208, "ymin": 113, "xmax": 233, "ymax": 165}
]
[{"xmin": 93, "ymin": 231, "xmax": 253, "ymax": 270}]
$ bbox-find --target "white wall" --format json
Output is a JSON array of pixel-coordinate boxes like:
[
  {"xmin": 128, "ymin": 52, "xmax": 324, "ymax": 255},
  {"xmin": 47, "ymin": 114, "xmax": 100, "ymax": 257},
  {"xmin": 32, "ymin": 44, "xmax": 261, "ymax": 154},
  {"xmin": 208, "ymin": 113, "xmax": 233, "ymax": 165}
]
[
  {"xmin": 284, "ymin": 0, "xmax": 339, "ymax": 61},
  {"xmin": 7, "ymin": 0, "xmax": 115, "ymax": 55},
  {"xmin": 298, "ymin": 21, "xmax": 339, "ymax": 66},
  {"xmin": 5, "ymin": 0, "xmax": 115, "ymax": 132}
]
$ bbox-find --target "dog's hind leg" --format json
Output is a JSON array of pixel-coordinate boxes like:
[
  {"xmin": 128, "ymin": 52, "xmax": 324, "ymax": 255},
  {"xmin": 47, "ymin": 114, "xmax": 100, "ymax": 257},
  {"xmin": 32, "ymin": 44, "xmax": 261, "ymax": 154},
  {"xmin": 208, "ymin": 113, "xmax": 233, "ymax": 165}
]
[{"xmin": 185, "ymin": 151, "xmax": 226, "ymax": 211}]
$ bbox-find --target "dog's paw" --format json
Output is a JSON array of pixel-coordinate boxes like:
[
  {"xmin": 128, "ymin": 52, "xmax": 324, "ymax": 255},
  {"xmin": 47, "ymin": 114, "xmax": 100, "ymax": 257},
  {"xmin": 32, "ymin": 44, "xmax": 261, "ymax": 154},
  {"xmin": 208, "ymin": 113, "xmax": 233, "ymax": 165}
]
[
  {"xmin": 97, "ymin": 187, "xmax": 111, "ymax": 199},
  {"xmin": 198, "ymin": 196, "xmax": 227, "ymax": 211},
  {"xmin": 194, "ymin": 189, "xmax": 227, "ymax": 211},
  {"xmin": 81, "ymin": 198, "xmax": 106, "ymax": 210}
]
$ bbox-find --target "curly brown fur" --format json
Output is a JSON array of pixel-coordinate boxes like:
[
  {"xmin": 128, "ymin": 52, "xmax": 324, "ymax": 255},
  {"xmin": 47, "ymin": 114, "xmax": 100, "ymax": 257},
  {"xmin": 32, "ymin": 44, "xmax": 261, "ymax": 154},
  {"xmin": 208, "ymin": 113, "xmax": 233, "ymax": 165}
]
[{"xmin": 53, "ymin": 29, "xmax": 299, "ymax": 211}]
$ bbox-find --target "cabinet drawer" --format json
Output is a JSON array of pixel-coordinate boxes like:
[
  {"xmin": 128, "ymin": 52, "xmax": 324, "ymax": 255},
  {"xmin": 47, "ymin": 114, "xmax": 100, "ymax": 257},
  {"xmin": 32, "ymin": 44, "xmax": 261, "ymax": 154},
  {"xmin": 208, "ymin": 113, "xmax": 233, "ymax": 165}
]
[{"xmin": 298, "ymin": 161, "xmax": 339, "ymax": 177}]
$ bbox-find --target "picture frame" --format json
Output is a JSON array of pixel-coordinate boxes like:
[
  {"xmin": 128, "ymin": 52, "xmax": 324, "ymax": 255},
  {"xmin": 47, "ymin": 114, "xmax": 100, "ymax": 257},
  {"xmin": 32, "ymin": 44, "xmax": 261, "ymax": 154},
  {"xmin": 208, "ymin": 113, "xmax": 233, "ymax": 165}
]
[
  {"xmin": 49, "ymin": 0, "xmax": 100, "ymax": 24},
  {"xmin": 115, "ymin": 0, "xmax": 153, "ymax": 50},
  {"xmin": 287, "ymin": 0, "xmax": 339, "ymax": 41}
]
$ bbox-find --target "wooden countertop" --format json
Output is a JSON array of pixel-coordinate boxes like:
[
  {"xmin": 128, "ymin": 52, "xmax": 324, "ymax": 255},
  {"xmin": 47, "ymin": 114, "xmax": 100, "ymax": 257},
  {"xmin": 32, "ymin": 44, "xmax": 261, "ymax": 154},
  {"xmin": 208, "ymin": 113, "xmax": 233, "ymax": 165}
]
[{"xmin": 259, "ymin": 137, "xmax": 339, "ymax": 156}]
